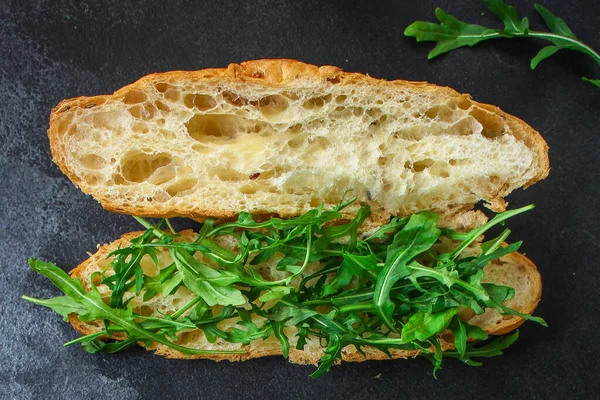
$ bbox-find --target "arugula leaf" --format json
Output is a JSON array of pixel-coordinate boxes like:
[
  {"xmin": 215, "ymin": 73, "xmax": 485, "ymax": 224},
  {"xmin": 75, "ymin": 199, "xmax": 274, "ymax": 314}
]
[
  {"xmin": 142, "ymin": 263, "xmax": 177, "ymax": 301},
  {"xmin": 465, "ymin": 322, "xmax": 489, "ymax": 341},
  {"xmin": 479, "ymin": 228, "xmax": 511, "ymax": 255},
  {"xmin": 495, "ymin": 301, "xmax": 548, "ymax": 327},
  {"xmin": 534, "ymin": 4, "xmax": 577, "ymax": 40},
  {"xmin": 450, "ymin": 316, "xmax": 468, "ymax": 357},
  {"xmin": 449, "ymin": 317, "xmax": 489, "ymax": 358},
  {"xmin": 443, "ymin": 330, "xmax": 519, "ymax": 366},
  {"xmin": 323, "ymin": 252, "xmax": 378, "ymax": 295},
  {"xmin": 81, "ymin": 337, "xmax": 139, "ymax": 354},
  {"xmin": 430, "ymin": 337, "xmax": 444, "ymax": 377},
  {"xmin": 272, "ymin": 321, "xmax": 290, "ymax": 358},
  {"xmin": 227, "ymin": 321, "xmax": 273, "ymax": 345},
  {"xmin": 295, "ymin": 325, "xmax": 310, "ymax": 350},
  {"xmin": 105, "ymin": 228, "xmax": 158, "ymax": 308},
  {"xmin": 482, "ymin": 283, "xmax": 515, "ymax": 303},
  {"xmin": 330, "ymin": 287, "xmax": 377, "ymax": 306},
  {"xmin": 310, "ymin": 334, "xmax": 343, "ymax": 378},
  {"xmin": 405, "ymin": 0, "xmax": 600, "ymax": 88},
  {"xmin": 259, "ymin": 286, "xmax": 292, "ymax": 302},
  {"xmin": 313, "ymin": 205, "xmax": 371, "ymax": 252},
  {"xmin": 170, "ymin": 249, "xmax": 246, "ymax": 307},
  {"xmin": 401, "ymin": 308, "xmax": 458, "ymax": 343},
  {"xmin": 530, "ymin": 46, "xmax": 561, "ymax": 69},
  {"xmin": 374, "ymin": 212, "xmax": 441, "ymax": 331},
  {"xmin": 473, "ymin": 241, "xmax": 521, "ymax": 268},
  {"xmin": 270, "ymin": 304, "xmax": 318, "ymax": 326},
  {"xmin": 139, "ymin": 316, "xmax": 196, "ymax": 333},
  {"xmin": 202, "ymin": 323, "xmax": 228, "ymax": 343},
  {"xmin": 364, "ymin": 216, "xmax": 409, "ymax": 241},
  {"xmin": 161, "ymin": 273, "xmax": 183, "ymax": 297},
  {"xmin": 22, "ymin": 295, "xmax": 87, "ymax": 321},
  {"xmin": 275, "ymin": 243, "xmax": 310, "ymax": 273}
]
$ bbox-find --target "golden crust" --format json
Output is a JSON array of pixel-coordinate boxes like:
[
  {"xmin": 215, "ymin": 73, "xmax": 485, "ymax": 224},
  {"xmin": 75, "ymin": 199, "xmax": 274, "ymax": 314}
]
[
  {"xmin": 67, "ymin": 229, "xmax": 542, "ymax": 364},
  {"xmin": 48, "ymin": 58, "xmax": 550, "ymax": 220},
  {"xmin": 482, "ymin": 251, "xmax": 543, "ymax": 335}
]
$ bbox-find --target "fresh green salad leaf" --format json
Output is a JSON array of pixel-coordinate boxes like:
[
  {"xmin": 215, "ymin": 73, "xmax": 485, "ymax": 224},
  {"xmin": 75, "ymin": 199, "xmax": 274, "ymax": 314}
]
[
  {"xmin": 258, "ymin": 286, "xmax": 292, "ymax": 302},
  {"xmin": 401, "ymin": 308, "xmax": 457, "ymax": 343},
  {"xmin": 374, "ymin": 212, "xmax": 441, "ymax": 331},
  {"xmin": 170, "ymin": 249, "xmax": 246, "ymax": 307},
  {"xmin": 442, "ymin": 330, "xmax": 520, "ymax": 366}
]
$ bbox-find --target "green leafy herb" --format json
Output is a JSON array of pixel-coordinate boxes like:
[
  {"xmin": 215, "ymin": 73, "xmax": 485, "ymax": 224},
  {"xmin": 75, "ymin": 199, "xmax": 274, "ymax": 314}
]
[
  {"xmin": 401, "ymin": 308, "xmax": 457, "ymax": 343},
  {"xmin": 24, "ymin": 198, "xmax": 544, "ymax": 377},
  {"xmin": 170, "ymin": 249, "xmax": 246, "ymax": 307},
  {"xmin": 441, "ymin": 330, "xmax": 520, "ymax": 366},
  {"xmin": 405, "ymin": 0, "xmax": 600, "ymax": 88},
  {"xmin": 258, "ymin": 286, "xmax": 292, "ymax": 302},
  {"xmin": 374, "ymin": 212, "xmax": 441, "ymax": 332},
  {"xmin": 449, "ymin": 317, "xmax": 489, "ymax": 358}
]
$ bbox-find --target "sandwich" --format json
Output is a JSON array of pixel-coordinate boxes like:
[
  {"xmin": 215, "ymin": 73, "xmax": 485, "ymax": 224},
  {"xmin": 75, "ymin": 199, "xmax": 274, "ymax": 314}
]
[{"xmin": 24, "ymin": 59, "xmax": 549, "ymax": 377}]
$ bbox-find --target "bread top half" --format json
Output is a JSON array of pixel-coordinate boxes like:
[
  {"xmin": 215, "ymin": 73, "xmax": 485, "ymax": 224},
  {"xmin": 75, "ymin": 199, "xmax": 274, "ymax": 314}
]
[{"xmin": 48, "ymin": 59, "xmax": 549, "ymax": 224}]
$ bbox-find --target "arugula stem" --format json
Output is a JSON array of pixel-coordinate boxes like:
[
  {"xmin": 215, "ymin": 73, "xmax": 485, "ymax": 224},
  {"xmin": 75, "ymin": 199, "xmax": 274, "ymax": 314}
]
[
  {"xmin": 437, "ymin": 30, "xmax": 600, "ymax": 64},
  {"xmin": 197, "ymin": 239, "xmax": 236, "ymax": 262},
  {"xmin": 206, "ymin": 220, "xmax": 273, "ymax": 237},
  {"xmin": 165, "ymin": 219, "xmax": 177, "ymax": 234},
  {"xmin": 301, "ymin": 299, "xmax": 331, "ymax": 307},
  {"xmin": 248, "ymin": 226, "xmax": 314, "ymax": 287},
  {"xmin": 63, "ymin": 330, "xmax": 110, "ymax": 346},
  {"xmin": 291, "ymin": 226, "xmax": 313, "ymax": 280},
  {"xmin": 406, "ymin": 263, "xmax": 491, "ymax": 302},
  {"xmin": 171, "ymin": 296, "xmax": 203, "ymax": 319},
  {"xmin": 483, "ymin": 228, "xmax": 511, "ymax": 256},
  {"xmin": 300, "ymin": 264, "xmax": 341, "ymax": 287},
  {"xmin": 449, "ymin": 205, "xmax": 533, "ymax": 259},
  {"xmin": 529, "ymin": 31, "xmax": 600, "ymax": 63},
  {"xmin": 338, "ymin": 303, "xmax": 376, "ymax": 314},
  {"xmin": 134, "ymin": 216, "xmax": 167, "ymax": 238}
]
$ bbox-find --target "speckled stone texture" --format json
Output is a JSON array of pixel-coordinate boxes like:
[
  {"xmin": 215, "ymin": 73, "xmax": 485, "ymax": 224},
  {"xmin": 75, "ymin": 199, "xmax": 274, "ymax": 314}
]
[{"xmin": 1, "ymin": 1, "xmax": 599, "ymax": 399}]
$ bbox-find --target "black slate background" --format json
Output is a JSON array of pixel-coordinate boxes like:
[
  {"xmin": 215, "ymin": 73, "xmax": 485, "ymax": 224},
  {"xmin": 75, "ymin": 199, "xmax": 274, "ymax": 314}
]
[{"xmin": 1, "ymin": 0, "xmax": 599, "ymax": 399}]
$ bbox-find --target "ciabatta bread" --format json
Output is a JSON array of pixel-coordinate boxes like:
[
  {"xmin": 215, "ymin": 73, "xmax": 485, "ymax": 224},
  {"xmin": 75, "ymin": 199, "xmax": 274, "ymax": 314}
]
[
  {"xmin": 69, "ymin": 230, "xmax": 542, "ymax": 364},
  {"xmin": 48, "ymin": 59, "xmax": 549, "ymax": 223}
]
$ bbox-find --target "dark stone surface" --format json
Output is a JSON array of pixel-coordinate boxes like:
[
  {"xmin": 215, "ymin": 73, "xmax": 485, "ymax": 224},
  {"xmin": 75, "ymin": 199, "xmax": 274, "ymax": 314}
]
[{"xmin": 1, "ymin": 0, "xmax": 598, "ymax": 398}]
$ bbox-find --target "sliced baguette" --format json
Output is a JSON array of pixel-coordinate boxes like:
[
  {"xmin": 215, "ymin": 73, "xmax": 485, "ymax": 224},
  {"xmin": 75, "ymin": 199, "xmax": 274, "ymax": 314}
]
[
  {"xmin": 49, "ymin": 59, "xmax": 549, "ymax": 223},
  {"xmin": 68, "ymin": 230, "xmax": 542, "ymax": 365}
]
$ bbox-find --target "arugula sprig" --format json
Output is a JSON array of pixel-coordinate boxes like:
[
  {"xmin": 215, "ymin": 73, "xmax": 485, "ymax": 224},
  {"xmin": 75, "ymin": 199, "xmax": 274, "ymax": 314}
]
[
  {"xmin": 405, "ymin": 0, "xmax": 600, "ymax": 88},
  {"xmin": 24, "ymin": 198, "xmax": 545, "ymax": 377},
  {"xmin": 426, "ymin": 330, "xmax": 520, "ymax": 367}
]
